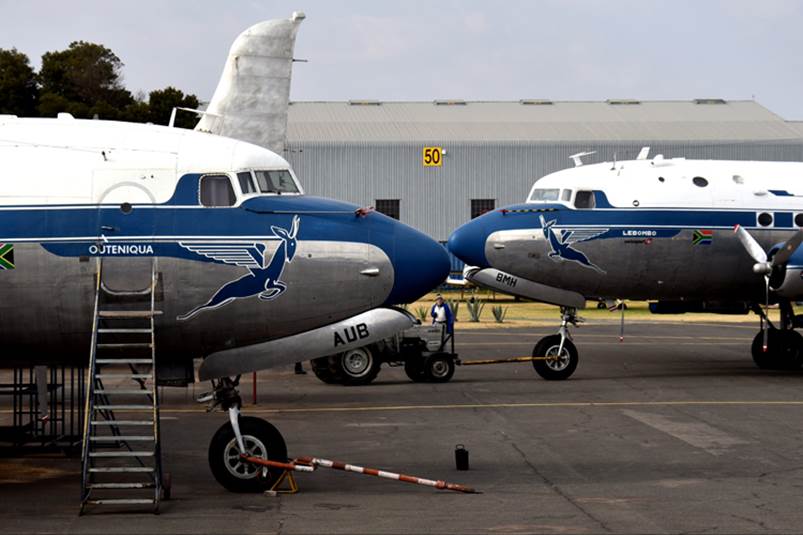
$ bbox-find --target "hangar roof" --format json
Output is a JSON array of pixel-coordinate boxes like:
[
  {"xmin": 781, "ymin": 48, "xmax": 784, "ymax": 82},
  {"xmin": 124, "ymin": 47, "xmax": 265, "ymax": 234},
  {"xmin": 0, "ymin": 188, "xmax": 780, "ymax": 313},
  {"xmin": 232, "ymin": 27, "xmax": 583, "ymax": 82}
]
[{"xmin": 286, "ymin": 100, "xmax": 800, "ymax": 143}]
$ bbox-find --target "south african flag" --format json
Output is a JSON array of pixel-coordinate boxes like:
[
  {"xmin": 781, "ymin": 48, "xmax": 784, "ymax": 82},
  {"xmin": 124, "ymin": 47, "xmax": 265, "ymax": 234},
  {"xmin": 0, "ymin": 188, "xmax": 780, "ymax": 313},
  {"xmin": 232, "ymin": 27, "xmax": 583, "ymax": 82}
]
[
  {"xmin": 0, "ymin": 244, "xmax": 15, "ymax": 269},
  {"xmin": 692, "ymin": 229, "xmax": 713, "ymax": 246}
]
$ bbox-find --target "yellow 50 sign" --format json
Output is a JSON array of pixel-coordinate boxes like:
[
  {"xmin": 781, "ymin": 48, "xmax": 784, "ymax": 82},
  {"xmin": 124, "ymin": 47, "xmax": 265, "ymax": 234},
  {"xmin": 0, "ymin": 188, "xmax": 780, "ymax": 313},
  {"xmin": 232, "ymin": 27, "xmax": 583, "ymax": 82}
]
[{"xmin": 422, "ymin": 147, "xmax": 443, "ymax": 167}]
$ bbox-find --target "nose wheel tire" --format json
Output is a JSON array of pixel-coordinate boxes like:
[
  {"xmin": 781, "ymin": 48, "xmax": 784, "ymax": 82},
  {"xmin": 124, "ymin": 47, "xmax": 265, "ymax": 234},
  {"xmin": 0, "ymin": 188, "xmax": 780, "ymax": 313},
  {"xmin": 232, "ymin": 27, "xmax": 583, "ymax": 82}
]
[
  {"xmin": 208, "ymin": 416, "xmax": 288, "ymax": 493},
  {"xmin": 532, "ymin": 335, "xmax": 578, "ymax": 380},
  {"xmin": 337, "ymin": 346, "xmax": 381, "ymax": 386},
  {"xmin": 423, "ymin": 353, "xmax": 455, "ymax": 383}
]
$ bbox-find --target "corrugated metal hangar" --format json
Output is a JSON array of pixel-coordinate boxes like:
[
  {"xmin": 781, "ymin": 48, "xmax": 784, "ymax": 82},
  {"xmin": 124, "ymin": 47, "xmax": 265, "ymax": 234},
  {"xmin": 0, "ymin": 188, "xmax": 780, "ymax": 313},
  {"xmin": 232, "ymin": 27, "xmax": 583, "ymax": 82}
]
[{"xmin": 284, "ymin": 99, "xmax": 803, "ymax": 242}]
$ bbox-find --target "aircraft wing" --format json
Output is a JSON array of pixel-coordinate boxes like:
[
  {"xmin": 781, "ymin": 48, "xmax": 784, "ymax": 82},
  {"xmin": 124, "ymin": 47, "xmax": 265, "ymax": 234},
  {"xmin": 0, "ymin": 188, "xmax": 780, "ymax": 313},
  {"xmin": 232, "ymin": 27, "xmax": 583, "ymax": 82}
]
[{"xmin": 178, "ymin": 242, "xmax": 267, "ymax": 269}]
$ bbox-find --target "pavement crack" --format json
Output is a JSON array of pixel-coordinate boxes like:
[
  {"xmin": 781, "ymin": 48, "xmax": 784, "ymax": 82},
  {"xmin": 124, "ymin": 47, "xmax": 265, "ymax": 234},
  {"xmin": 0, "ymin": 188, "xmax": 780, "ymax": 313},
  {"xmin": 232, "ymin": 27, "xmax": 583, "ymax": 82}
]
[{"xmin": 502, "ymin": 431, "xmax": 612, "ymax": 533}]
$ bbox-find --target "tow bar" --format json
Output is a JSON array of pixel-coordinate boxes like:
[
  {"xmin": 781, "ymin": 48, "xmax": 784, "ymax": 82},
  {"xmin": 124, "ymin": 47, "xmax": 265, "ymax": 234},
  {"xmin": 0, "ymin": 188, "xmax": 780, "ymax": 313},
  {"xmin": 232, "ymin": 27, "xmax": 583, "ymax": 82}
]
[{"xmin": 240, "ymin": 454, "xmax": 479, "ymax": 494}]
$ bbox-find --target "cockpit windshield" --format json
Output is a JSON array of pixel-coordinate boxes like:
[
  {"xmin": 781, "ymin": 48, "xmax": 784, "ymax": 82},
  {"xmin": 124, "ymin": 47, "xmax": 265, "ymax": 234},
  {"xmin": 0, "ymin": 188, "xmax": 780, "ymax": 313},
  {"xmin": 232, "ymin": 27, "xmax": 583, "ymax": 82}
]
[
  {"xmin": 254, "ymin": 170, "xmax": 300, "ymax": 194},
  {"xmin": 528, "ymin": 188, "xmax": 560, "ymax": 202}
]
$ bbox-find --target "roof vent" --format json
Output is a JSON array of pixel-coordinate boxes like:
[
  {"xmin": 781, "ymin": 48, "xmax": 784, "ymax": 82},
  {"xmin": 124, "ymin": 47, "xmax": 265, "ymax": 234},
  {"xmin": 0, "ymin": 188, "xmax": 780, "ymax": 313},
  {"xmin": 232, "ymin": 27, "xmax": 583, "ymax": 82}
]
[
  {"xmin": 434, "ymin": 100, "xmax": 466, "ymax": 106},
  {"xmin": 57, "ymin": 112, "xmax": 76, "ymax": 120},
  {"xmin": 694, "ymin": 98, "xmax": 726, "ymax": 105},
  {"xmin": 606, "ymin": 99, "xmax": 641, "ymax": 105},
  {"xmin": 520, "ymin": 99, "xmax": 553, "ymax": 105},
  {"xmin": 348, "ymin": 100, "xmax": 381, "ymax": 106}
]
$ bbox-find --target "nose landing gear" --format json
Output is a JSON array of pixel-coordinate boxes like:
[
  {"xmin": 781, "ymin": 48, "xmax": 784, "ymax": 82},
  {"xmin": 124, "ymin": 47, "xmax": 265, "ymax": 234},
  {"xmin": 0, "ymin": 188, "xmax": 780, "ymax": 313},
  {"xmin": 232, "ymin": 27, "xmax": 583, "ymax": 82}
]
[
  {"xmin": 200, "ymin": 377, "xmax": 288, "ymax": 492},
  {"xmin": 532, "ymin": 307, "xmax": 581, "ymax": 380}
]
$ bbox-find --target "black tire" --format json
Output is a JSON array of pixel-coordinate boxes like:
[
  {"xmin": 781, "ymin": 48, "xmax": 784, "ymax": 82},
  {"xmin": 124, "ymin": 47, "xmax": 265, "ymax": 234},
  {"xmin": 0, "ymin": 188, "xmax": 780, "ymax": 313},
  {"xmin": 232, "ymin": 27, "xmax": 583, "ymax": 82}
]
[
  {"xmin": 208, "ymin": 416, "xmax": 288, "ymax": 493},
  {"xmin": 311, "ymin": 357, "xmax": 340, "ymax": 384},
  {"xmin": 532, "ymin": 335, "xmax": 579, "ymax": 380},
  {"xmin": 337, "ymin": 346, "xmax": 381, "ymax": 386},
  {"xmin": 751, "ymin": 329, "xmax": 803, "ymax": 370},
  {"xmin": 404, "ymin": 358, "xmax": 427, "ymax": 382},
  {"xmin": 423, "ymin": 353, "xmax": 455, "ymax": 383}
]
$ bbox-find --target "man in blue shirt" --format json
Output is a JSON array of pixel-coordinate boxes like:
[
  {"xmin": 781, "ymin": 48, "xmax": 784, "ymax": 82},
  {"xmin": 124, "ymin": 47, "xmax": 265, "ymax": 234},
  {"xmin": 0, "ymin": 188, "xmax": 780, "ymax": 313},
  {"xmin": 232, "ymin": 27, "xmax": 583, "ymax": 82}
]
[{"xmin": 430, "ymin": 294, "xmax": 454, "ymax": 334}]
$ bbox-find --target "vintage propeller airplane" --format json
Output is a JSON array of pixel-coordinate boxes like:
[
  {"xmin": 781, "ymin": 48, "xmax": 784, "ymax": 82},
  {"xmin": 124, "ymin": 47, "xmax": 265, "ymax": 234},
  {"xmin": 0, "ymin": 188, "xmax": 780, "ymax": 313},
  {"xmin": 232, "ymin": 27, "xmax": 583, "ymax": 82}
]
[
  {"xmin": 0, "ymin": 13, "xmax": 450, "ymax": 502},
  {"xmin": 448, "ymin": 149, "xmax": 803, "ymax": 379}
]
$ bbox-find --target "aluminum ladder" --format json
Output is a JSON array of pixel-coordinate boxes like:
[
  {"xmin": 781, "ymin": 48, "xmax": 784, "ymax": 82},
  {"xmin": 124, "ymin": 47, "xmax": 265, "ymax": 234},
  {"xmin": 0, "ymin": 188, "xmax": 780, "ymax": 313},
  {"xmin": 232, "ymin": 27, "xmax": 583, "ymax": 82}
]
[{"xmin": 80, "ymin": 258, "xmax": 164, "ymax": 514}]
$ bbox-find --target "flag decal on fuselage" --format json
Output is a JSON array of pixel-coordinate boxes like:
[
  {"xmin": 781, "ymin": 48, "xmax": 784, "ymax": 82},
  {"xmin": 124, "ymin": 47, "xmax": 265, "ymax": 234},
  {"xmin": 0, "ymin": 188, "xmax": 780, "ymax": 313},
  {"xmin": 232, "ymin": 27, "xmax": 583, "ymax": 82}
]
[
  {"xmin": 692, "ymin": 229, "xmax": 713, "ymax": 246},
  {"xmin": 0, "ymin": 244, "xmax": 14, "ymax": 269}
]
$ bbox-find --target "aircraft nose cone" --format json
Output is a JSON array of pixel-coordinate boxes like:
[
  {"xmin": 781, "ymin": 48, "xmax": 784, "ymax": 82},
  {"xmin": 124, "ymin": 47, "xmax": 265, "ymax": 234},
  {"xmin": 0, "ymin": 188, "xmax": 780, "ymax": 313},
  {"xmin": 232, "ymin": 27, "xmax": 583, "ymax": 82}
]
[
  {"xmin": 447, "ymin": 216, "xmax": 491, "ymax": 268},
  {"xmin": 386, "ymin": 224, "xmax": 451, "ymax": 305}
]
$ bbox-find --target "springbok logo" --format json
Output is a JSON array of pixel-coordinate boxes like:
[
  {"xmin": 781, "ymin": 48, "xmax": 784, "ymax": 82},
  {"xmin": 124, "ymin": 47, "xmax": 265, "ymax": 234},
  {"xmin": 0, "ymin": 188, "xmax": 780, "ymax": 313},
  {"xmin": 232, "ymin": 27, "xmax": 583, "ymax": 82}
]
[
  {"xmin": 540, "ymin": 215, "xmax": 606, "ymax": 274},
  {"xmin": 177, "ymin": 216, "xmax": 300, "ymax": 320}
]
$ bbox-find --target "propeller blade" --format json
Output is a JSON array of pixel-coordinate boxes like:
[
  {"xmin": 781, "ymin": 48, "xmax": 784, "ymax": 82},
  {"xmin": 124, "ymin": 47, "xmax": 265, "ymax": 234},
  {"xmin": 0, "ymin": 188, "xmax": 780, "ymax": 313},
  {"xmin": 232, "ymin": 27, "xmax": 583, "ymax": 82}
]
[
  {"xmin": 733, "ymin": 225, "xmax": 768, "ymax": 264},
  {"xmin": 771, "ymin": 229, "xmax": 803, "ymax": 266}
]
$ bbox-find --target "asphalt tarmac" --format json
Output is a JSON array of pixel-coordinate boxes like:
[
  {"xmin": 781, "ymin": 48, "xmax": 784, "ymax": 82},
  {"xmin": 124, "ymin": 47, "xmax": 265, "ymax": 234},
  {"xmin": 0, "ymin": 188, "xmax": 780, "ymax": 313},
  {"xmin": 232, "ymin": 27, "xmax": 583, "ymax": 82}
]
[{"xmin": 4, "ymin": 320, "xmax": 803, "ymax": 534}]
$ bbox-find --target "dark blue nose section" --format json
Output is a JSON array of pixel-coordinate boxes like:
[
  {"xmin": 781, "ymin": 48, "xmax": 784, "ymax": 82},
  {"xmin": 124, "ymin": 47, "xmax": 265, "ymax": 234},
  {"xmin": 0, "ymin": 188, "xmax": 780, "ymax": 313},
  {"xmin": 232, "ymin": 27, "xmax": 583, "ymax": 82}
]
[
  {"xmin": 385, "ymin": 223, "xmax": 451, "ymax": 305},
  {"xmin": 447, "ymin": 216, "xmax": 492, "ymax": 268}
]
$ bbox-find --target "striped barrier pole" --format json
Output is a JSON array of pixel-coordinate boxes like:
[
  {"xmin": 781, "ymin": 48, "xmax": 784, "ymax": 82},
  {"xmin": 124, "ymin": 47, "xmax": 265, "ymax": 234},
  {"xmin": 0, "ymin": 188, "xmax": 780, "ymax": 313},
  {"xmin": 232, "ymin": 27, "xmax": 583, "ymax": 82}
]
[
  {"xmin": 295, "ymin": 456, "xmax": 479, "ymax": 494},
  {"xmin": 240, "ymin": 455, "xmax": 315, "ymax": 472}
]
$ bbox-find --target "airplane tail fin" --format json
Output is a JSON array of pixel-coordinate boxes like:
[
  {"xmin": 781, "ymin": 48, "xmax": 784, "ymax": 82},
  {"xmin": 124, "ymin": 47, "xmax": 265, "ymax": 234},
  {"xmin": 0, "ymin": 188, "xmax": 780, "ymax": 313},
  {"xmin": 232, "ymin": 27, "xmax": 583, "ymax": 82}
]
[{"xmin": 195, "ymin": 12, "xmax": 306, "ymax": 154}]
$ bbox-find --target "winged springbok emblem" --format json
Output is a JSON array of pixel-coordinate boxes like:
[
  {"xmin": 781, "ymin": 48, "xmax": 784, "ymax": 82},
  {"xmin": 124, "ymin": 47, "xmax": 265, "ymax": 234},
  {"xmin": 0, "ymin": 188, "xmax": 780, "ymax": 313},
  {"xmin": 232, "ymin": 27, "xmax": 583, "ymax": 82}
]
[
  {"xmin": 177, "ymin": 216, "xmax": 300, "ymax": 320},
  {"xmin": 540, "ymin": 215, "xmax": 606, "ymax": 273}
]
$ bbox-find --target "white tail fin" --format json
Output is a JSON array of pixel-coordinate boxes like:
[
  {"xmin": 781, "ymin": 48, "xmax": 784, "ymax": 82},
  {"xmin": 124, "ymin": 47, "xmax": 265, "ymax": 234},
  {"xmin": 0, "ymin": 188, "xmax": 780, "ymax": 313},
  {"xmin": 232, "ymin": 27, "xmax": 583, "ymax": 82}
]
[{"xmin": 196, "ymin": 12, "xmax": 305, "ymax": 154}]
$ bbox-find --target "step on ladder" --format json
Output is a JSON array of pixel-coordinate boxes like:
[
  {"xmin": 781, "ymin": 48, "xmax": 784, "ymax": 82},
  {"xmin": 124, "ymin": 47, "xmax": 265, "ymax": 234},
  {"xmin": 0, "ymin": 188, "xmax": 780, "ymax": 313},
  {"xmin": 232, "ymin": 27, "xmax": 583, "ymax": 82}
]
[{"xmin": 80, "ymin": 258, "xmax": 165, "ymax": 514}]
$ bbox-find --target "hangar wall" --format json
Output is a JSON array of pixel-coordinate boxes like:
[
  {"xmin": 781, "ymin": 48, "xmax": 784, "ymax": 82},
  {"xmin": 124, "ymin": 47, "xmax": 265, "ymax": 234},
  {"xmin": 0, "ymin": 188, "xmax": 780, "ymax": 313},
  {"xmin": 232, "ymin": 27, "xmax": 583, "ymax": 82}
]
[{"xmin": 284, "ymin": 101, "xmax": 803, "ymax": 242}]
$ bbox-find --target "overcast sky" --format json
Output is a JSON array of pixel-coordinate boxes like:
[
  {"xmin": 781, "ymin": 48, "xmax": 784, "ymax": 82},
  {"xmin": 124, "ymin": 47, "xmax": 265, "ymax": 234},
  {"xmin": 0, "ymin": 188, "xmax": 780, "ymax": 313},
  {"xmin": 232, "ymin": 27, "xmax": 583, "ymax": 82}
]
[{"xmin": 2, "ymin": 0, "xmax": 803, "ymax": 118}]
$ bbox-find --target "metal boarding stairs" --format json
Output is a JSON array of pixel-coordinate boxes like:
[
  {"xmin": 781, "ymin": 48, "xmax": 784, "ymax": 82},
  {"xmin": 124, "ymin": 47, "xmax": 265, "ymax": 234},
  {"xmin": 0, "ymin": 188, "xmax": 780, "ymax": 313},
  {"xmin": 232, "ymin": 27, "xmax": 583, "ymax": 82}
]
[{"xmin": 80, "ymin": 258, "xmax": 165, "ymax": 514}]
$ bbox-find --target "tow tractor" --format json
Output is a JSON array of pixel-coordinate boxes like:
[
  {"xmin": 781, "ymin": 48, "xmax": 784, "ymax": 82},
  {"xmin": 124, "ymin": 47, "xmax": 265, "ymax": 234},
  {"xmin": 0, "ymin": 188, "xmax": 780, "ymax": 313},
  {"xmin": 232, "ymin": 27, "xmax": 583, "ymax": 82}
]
[{"xmin": 309, "ymin": 320, "xmax": 579, "ymax": 386}]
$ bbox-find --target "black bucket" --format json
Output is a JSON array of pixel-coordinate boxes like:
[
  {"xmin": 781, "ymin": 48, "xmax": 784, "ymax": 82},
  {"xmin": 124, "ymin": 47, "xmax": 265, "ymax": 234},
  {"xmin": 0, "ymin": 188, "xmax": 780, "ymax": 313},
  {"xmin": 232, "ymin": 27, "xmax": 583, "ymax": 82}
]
[{"xmin": 455, "ymin": 444, "xmax": 469, "ymax": 471}]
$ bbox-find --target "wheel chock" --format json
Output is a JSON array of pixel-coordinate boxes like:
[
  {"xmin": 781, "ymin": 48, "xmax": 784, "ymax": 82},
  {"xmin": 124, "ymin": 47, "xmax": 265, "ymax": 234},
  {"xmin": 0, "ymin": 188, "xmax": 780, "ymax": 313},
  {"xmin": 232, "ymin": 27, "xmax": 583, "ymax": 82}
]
[{"xmin": 267, "ymin": 470, "xmax": 298, "ymax": 495}]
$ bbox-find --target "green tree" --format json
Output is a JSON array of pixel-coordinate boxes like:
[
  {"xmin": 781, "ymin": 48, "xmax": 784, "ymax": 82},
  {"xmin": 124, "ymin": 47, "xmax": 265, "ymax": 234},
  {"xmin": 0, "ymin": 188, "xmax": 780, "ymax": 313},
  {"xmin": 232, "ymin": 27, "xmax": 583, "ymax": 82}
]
[
  {"xmin": 147, "ymin": 86, "xmax": 200, "ymax": 128},
  {"xmin": 38, "ymin": 41, "xmax": 134, "ymax": 118},
  {"xmin": 0, "ymin": 48, "xmax": 38, "ymax": 116}
]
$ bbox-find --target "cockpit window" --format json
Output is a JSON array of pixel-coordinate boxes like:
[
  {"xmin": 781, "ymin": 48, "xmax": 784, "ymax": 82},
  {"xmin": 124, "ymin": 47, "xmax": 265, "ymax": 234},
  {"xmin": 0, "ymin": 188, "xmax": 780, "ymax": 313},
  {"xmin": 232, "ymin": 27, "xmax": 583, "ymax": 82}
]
[
  {"xmin": 529, "ymin": 188, "xmax": 560, "ymax": 202},
  {"xmin": 200, "ymin": 174, "xmax": 236, "ymax": 207},
  {"xmin": 574, "ymin": 190, "xmax": 596, "ymax": 209},
  {"xmin": 561, "ymin": 189, "xmax": 572, "ymax": 202},
  {"xmin": 237, "ymin": 172, "xmax": 257, "ymax": 194},
  {"xmin": 254, "ymin": 170, "xmax": 299, "ymax": 194}
]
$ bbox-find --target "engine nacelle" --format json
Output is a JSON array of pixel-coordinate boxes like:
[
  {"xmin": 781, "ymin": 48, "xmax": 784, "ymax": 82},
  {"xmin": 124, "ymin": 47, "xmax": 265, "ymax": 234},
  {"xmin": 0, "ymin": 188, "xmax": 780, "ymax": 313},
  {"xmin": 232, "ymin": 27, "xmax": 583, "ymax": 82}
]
[{"xmin": 770, "ymin": 248, "xmax": 803, "ymax": 299}]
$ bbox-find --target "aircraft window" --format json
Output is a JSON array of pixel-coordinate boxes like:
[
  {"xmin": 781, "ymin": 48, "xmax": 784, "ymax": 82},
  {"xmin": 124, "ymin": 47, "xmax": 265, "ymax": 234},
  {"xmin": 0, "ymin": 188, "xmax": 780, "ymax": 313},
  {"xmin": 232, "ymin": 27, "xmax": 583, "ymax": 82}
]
[
  {"xmin": 561, "ymin": 189, "xmax": 572, "ymax": 202},
  {"xmin": 757, "ymin": 212, "xmax": 773, "ymax": 227},
  {"xmin": 199, "ymin": 175, "xmax": 236, "ymax": 207},
  {"xmin": 796, "ymin": 213, "xmax": 803, "ymax": 227},
  {"xmin": 574, "ymin": 190, "xmax": 596, "ymax": 209},
  {"xmin": 658, "ymin": 176, "xmax": 665, "ymax": 183},
  {"xmin": 237, "ymin": 172, "xmax": 257, "ymax": 194},
  {"xmin": 254, "ymin": 170, "xmax": 299, "ymax": 194},
  {"xmin": 692, "ymin": 176, "xmax": 709, "ymax": 188},
  {"xmin": 529, "ymin": 189, "xmax": 560, "ymax": 202}
]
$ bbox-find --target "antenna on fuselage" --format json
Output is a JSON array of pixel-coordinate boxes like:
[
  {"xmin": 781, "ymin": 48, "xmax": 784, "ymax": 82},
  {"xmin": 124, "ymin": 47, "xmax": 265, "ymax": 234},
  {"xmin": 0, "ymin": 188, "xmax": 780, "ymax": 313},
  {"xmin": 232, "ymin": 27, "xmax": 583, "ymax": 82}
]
[{"xmin": 569, "ymin": 151, "xmax": 596, "ymax": 167}]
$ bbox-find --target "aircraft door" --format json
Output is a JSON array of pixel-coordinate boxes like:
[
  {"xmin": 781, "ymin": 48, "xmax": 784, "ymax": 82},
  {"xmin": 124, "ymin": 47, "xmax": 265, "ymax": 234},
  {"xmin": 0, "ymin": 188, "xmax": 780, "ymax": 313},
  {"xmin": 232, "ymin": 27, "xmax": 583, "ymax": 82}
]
[{"xmin": 92, "ymin": 170, "xmax": 160, "ymax": 292}]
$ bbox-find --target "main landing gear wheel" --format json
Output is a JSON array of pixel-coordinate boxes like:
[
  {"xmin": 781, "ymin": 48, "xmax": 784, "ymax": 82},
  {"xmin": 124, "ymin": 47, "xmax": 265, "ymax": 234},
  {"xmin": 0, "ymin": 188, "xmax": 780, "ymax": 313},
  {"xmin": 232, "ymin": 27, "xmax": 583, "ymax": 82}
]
[
  {"xmin": 423, "ymin": 352, "xmax": 455, "ymax": 383},
  {"xmin": 532, "ymin": 335, "xmax": 579, "ymax": 381},
  {"xmin": 208, "ymin": 416, "xmax": 288, "ymax": 493},
  {"xmin": 338, "ymin": 346, "xmax": 381, "ymax": 386},
  {"xmin": 751, "ymin": 329, "xmax": 803, "ymax": 370}
]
